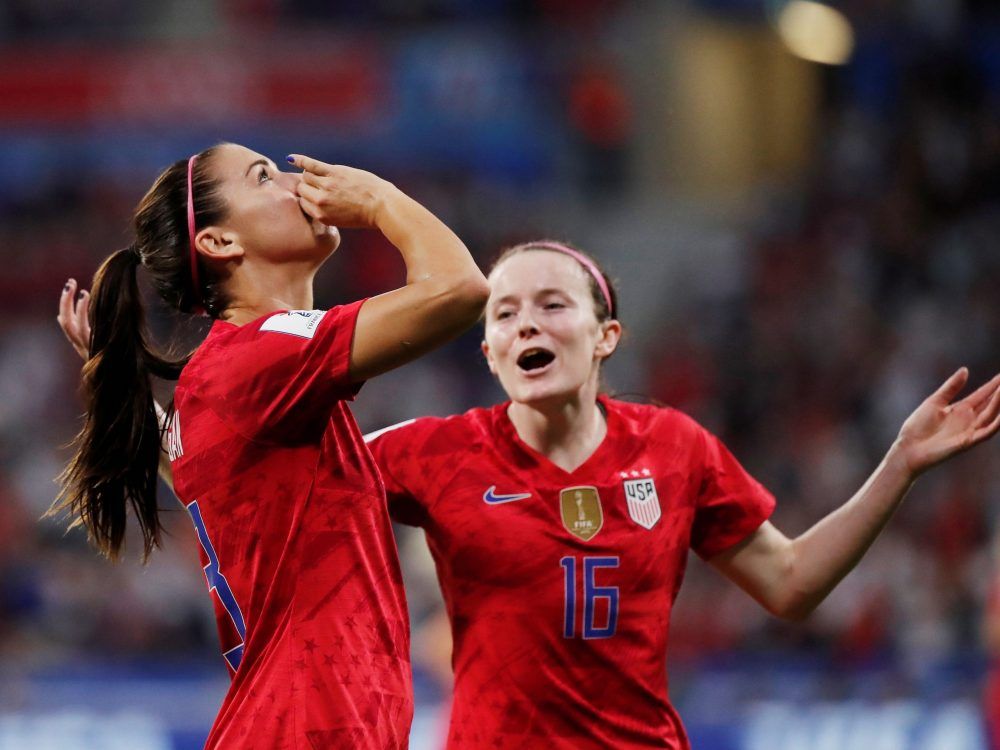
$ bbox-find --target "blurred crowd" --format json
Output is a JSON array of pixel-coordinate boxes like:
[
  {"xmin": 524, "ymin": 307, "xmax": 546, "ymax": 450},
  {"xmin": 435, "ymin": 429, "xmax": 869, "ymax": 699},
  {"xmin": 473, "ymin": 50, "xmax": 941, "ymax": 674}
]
[{"xmin": 1, "ymin": 0, "xmax": 999, "ymax": 716}]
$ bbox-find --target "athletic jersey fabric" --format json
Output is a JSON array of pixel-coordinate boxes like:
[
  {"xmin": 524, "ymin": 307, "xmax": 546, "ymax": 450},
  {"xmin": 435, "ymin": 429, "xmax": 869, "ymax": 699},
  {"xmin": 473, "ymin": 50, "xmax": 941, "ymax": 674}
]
[
  {"xmin": 170, "ymin": 304, "xmax": 412, "ymax": 750},
  {"xmin": 368, "ymin": 396, "xmax": 774, "ymax": 749}
]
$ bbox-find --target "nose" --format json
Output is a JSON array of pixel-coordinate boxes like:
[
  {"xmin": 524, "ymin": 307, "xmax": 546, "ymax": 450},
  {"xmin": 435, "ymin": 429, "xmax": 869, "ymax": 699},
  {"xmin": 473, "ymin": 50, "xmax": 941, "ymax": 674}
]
[
  {"xmin": 277, "ymin": 170, "xmax": 301, "ymax": 192},
  {"xmin": 517, "ymin": 309, "xmax": 540, "ymax": 338}
]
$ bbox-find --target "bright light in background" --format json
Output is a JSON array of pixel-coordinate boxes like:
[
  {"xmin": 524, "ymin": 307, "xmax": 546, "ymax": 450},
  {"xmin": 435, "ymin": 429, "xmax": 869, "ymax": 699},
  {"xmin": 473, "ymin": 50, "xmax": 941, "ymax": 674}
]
[{"xmin": 777, "ymin": 1, "xmax": 855, "ymax": 65}]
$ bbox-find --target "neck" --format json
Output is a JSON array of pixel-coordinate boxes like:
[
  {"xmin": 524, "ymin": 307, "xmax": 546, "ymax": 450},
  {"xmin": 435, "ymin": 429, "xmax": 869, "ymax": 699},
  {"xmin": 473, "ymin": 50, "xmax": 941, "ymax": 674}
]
[
  {"xmin": 507, "ymin": 382, "xmax": 606, "ymax": 473},
  {"xmin": 221, "ymin": 260, "xmax": 317, "ymax": 325}
]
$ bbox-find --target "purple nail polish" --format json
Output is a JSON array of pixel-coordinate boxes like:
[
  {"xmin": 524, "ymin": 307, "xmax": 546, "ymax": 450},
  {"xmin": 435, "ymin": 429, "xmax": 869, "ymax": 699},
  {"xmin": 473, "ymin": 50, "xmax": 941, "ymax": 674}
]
[
  {"xmin": 285, "ymin": 155, "xmax": 294, "ymax": 163},
  {"xmin": 63, "ymin": 283, "xmax": 71, "ymax": 292}
]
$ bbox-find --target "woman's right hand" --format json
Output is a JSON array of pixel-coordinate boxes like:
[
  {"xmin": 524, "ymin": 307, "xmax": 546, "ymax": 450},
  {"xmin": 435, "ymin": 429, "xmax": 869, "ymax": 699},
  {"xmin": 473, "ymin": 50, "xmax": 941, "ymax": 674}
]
[
  {"xmin": 287, "ymin": 155, "xmax": 487, "ymax": 382},
  {"xmin": 288, "ymin": 154, "xmax": 391, "ymax": 229},
  {"xmin": 58, "ymin": 278, "xmax": 91, "ymax": 361}
]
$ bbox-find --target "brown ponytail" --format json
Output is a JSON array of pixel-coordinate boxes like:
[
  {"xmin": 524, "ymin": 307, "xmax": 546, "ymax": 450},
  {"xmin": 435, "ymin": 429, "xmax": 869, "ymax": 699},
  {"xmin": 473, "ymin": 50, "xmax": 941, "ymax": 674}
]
[{"xmin": 51, "ymin": 145, "xmax": 229, "ymax": 560}]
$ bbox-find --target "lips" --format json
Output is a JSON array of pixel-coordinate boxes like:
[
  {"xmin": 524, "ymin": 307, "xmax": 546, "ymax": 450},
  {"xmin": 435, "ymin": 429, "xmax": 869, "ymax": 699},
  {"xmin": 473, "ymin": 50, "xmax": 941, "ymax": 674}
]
[{"xmin": 517, "ymin": 347, "xmax": 556, "ymax": 372}]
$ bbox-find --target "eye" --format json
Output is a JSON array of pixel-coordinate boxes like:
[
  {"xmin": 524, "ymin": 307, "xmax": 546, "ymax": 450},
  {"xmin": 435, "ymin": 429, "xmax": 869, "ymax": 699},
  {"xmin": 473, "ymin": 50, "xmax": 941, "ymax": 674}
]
[
  {"xmin": 544, "ymin": 302, "xmax": 565, "ymax": 310},
  {"xmin": 495, "ymin": 310, "xmax": 515, "ymax": 321},
  {"xmin": 257, "ymin": 166, "xmax": 272, "ymax": 184}
]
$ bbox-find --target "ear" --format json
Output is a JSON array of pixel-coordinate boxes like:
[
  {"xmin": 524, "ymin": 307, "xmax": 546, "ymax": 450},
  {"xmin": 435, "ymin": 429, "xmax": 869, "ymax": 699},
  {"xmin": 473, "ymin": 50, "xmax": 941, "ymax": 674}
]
[
  {"xmin": 194, "ymin": 227, "xmax": 244, "ymax": 262},
  {"xmin": 594, "ymin": 319, "xmax": 622, "ymax": 360},
  {"xmin": 481, "ymin": 339, "xmax": 498, "ymax": 376}
]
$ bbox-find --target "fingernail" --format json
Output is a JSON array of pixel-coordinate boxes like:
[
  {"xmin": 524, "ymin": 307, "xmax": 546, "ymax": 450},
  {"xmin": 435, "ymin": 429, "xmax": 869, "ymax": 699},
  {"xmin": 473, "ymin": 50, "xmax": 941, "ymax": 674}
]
[
  {"xmin": 285, "ymin": 155, "xmax": 295, "ymax": 163},
  {"xmin": 77, "ymin": 291, "xmax": 85, "ymax": 300},
  {"xmin": 63, "ymin": 283, "xmax": 71, "ymax": 292}
]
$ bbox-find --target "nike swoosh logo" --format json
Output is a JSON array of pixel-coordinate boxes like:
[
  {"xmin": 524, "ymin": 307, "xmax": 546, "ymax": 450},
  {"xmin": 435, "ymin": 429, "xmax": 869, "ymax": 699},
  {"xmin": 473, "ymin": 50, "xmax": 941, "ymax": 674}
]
[{"xmin": 483, "ymin": 486, "xmax": 533, "ymax": 505}]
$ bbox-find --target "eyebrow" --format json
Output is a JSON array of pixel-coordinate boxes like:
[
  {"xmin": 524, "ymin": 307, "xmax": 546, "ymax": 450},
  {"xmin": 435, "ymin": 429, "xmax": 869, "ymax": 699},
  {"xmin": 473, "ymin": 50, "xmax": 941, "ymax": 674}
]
[
  {"xmin": 490, "ymin": 289, "xmax": 570, "ymax": 306},
  {"xmin": 244, "ymin": 158, "xmax": 271, "ymax": 177}
]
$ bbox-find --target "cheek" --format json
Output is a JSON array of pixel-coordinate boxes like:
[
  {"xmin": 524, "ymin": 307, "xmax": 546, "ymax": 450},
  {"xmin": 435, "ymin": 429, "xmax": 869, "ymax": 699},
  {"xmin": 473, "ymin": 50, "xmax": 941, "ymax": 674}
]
[
  {"xmin": 489, "ymin": 337, "xmax": 521, "ymax": 376},
  {"xmin": 273, "ymin": 193, "xmax": 305, "ymax": 223},
  {"xmin": 557, "ymin": 327, "xmax": 600, "ymax": 368},
  {"xmin": 235, "ymin": 194, "xmax": 295, "ymax": 234},
  {"xmin": 483, "ymin": 327, "xmax": 507, "ymax": 358}
]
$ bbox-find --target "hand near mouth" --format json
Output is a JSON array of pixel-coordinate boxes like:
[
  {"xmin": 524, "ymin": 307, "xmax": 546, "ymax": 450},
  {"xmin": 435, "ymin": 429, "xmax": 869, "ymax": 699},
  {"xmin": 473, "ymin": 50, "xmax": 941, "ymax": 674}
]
[{"xmin": 288, "ymin": 154, "xmax": 391, "ymax": 230}]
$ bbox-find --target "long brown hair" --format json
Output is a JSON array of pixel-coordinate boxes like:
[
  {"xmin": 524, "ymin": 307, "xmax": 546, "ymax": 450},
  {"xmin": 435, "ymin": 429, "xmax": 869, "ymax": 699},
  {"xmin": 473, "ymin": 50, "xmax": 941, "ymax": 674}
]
[{"xmin": 51, "ymin": 145, "xmax": 229, "ymax": 560}]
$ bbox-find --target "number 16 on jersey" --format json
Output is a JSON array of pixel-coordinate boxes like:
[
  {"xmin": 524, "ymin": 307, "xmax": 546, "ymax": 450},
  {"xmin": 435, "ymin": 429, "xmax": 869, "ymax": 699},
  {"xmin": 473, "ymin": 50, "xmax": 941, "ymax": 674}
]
[{"xmin": 560, "ymin": 556, "xmax": 619, "ymax": 639}]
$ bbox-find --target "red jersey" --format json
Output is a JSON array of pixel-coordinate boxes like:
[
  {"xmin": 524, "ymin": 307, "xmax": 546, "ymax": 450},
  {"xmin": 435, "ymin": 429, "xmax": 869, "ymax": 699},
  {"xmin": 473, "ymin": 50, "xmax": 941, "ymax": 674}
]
[
  {"xmin": 170, "ymin": 304, "xmax": 412, "ymax": 750},
  {"xmin": 368, "ymin": 396, "xmax": 774, "ymax": 749}
]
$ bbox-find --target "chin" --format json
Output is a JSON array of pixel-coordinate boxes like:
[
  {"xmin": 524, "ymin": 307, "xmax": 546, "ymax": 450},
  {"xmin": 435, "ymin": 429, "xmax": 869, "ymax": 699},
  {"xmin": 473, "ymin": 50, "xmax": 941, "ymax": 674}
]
[
  {"xmin": 317, "ymin": 224, "xmax": 341, "ymax": 252},
  {"xmin": 507, "ymin": 379, "xmax": 576, "ymax": 407}
]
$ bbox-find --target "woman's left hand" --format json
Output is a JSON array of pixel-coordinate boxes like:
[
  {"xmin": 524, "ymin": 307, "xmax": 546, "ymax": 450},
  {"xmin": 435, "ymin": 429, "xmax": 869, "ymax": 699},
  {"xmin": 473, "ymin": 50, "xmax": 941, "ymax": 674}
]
[
  {"xmin": 58, "ymin": 278, "xmax": 92, "ymax": 361},
  {"xmin": 893, "ymin": 367, "xmax": 1000, "ymax": 477}
]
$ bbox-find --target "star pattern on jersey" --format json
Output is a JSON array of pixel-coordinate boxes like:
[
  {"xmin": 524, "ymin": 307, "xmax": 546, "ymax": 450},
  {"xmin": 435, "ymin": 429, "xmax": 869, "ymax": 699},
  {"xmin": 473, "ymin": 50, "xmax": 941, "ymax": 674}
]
[
  {"xmin": 372, "ymin": 399, "xmax": 778, "ymax": 749},
  {"xmin": 618, "ymin": 468, "xmax": 652, "ymax": 478},
  {"xmin": 180, "ymin": 304, "xmax": 411, "ymax": 750}
]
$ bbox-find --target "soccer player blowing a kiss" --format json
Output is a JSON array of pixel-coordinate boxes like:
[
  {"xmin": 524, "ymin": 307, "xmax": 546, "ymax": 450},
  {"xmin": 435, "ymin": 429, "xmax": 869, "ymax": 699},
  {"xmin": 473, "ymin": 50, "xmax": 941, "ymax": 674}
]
[
  {"xmin": 53, "ymin": 143, "xmax": 488, "ymax": 750},
  {"xmin": 62, "ymin": 239, "xmax": 1000, "ymax": 748}
]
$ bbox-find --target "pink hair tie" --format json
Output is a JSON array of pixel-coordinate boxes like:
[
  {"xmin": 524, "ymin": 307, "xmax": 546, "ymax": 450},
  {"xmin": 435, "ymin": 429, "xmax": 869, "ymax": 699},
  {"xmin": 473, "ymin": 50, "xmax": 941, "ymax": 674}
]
[
  {"xmin": 529, "ymin": 241, "xmax": 614, "ymax": 317},
  {"xmin": 186, "ymin": 155, "xmax": 205, "ymax": 314}
]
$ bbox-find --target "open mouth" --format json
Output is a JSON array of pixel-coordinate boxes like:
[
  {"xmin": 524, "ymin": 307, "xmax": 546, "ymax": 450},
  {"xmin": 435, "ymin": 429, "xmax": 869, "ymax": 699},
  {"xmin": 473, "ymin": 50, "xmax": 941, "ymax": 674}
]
[{"xmin": 517, "ymin": 347, "xmax": 556, "ymax": 372}]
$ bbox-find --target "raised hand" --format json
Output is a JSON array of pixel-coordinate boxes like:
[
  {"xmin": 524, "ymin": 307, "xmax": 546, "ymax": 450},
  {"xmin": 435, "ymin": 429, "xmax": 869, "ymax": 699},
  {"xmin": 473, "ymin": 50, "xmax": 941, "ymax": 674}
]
[
  {"xmin": 287, "ymin": 154, "xmax": 391, "ymax": 229},
  {"xmin": 58, "ymin": 278, "xmax": 92, "ymax": 361},
  {"xmin": 894, "ymin": 368, "xmax": 1000, "ymax": 477}
]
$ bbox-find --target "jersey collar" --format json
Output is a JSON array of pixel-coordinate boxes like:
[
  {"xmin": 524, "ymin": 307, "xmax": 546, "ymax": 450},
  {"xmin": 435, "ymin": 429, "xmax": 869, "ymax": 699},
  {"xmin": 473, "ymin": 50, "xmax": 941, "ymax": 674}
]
[{"xmin": 490, "ymin": 394, "xmax": 621, "ymax": 480}]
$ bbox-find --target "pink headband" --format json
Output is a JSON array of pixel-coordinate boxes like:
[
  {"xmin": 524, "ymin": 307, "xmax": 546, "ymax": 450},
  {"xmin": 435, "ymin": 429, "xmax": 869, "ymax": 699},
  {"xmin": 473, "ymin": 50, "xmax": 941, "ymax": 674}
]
[
  {"xmin": 186, "ymin": 155, "xmax": 205, "ymax": 314},
  {"xmin": 527, "ymin": 241, "xmax": 614, "ymax": 317}
]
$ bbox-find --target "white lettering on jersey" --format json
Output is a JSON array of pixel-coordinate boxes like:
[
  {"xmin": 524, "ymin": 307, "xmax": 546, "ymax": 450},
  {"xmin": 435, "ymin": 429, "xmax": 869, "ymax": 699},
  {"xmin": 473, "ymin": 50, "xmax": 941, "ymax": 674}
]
[
  {"xmin": 623, "ymin": 476, "xmax": 661, "ymax": 530},
  {"xmin": 260, "ymin": 310, "xmax": 327, "ymax": 339},
  {"xmin": 166, "ymin": 409, "xmax": 184, "ymax": 462}
]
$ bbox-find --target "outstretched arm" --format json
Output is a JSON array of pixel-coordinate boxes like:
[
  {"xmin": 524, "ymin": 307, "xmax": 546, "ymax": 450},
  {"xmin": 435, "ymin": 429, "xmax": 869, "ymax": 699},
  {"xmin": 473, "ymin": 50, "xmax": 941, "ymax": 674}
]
[
  {"xmin": 710, "ymin": 368, "xmax": 1000, "ymax": 621},
  {"xmin": 59, "ymin": 281, "xmax": 176, "ymax": 492}
]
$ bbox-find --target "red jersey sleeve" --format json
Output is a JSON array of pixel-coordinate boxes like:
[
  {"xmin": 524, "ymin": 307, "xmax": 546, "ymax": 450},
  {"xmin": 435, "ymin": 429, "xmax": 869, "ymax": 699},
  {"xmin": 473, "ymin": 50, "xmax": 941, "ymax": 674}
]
[
  {"xmin": 192, "ymin": 302, "xmax": 365, "ymax": 442},
  {"xmin": 366, "ymin": 419, "xmax": 430, "ymax": 528},
  {"xmin": 690, "ymin": 427, "xmax": 776, "ymax": 559}
]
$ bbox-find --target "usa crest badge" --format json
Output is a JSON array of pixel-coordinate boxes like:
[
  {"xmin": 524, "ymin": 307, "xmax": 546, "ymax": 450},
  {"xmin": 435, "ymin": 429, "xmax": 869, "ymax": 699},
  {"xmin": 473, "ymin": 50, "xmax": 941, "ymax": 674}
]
[
  {"xmin": 560, "ymin": 486, "xmax": 603, "ymax": 541},
  {"xmin": 623, "ymin": 476, "xmax": 661, "ymax": 529}
]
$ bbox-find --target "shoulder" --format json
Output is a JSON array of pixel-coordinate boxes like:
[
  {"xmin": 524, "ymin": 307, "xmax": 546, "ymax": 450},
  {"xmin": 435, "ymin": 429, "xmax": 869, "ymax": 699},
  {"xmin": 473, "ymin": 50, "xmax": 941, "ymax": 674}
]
[
  {"xmin": 183, "ymin": 307, "xmax": 357, "ymax": 372},
  {"xmin": 212, "ymin": 306, "xmax": 362, "ymax": 347},
  {"xmin": 365, "ymin": 406, "xmax": 500, "ymax": 495},
  {"xmin": 604, "ymin": 396, "xmax": 707, "ymax": 439},
  {"xmin": 365, "ymin": 404, "xmax": 498, "ymax": 448},
  {"xmin": 179, "ymin": 311, "xmax": 304, "ymax": 371},
  {"xmin": 255, "ymin": 309, "xmax": 331, "ymax": 339},
  {"xmin": 230, "ymin": 307, "xmax": 357, "ymax": 345}
]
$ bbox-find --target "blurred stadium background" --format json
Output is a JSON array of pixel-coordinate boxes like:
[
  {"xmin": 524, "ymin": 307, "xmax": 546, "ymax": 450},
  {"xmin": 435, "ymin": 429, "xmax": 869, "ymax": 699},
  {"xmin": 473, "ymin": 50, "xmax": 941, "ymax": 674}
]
[{"xmin": 1, "ymin": 0, "xmax": 999, "ymax": 748}]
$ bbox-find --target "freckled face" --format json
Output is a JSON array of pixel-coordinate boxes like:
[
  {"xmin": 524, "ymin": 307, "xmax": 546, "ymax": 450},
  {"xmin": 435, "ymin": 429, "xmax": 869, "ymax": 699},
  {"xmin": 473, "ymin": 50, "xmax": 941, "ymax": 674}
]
[
  {"xmin": 208, "ymin": 144, "xmax": 339, "ymax": 262},
  {"xmin": 482, "ymin": 250, "xmax": 618, "ymax": 406}
]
